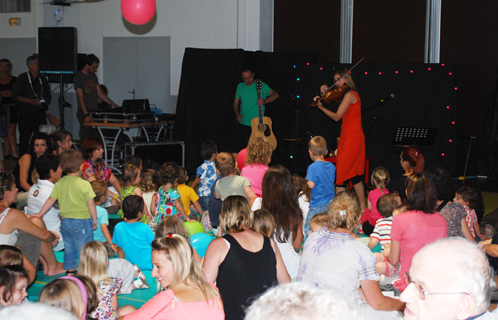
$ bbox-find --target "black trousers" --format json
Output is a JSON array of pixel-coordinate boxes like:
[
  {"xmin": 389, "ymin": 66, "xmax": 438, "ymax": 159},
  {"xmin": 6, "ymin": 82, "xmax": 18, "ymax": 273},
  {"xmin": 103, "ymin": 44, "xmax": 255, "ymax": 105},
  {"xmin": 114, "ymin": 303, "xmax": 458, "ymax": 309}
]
[{"xmin": 18, "ymin": 110, "xmax": 46, "ymax": 156}]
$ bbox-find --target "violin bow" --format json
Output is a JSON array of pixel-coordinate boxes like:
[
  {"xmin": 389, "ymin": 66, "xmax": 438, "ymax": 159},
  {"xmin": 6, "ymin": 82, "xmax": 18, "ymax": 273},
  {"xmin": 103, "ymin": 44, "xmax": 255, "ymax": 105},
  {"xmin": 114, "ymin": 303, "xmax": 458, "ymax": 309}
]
[{"xmin": 327, "ymin": 55, "xmax": 366, "ymax": 91}]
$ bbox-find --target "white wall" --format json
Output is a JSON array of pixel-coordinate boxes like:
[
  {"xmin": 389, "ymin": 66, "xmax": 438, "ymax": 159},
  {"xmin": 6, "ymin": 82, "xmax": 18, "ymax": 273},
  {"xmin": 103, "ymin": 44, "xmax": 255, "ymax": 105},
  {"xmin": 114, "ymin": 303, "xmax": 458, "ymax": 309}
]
[
  {"xmin": 0, "ymin": 0, "xmax": 273, "ymax": 137},
  {"xmin": 0, "ymin": 0, "xmax": 262, "ymax": 96}
]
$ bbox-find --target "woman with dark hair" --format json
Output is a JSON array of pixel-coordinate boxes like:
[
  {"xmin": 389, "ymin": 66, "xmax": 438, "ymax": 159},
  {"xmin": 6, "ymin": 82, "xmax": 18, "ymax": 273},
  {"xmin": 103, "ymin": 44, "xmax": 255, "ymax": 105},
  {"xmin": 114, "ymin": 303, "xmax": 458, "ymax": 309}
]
[
  {"xmin": 314, "ymin": 68, "xmax": 366, "ymax": 211},
  {"xmin": 52, "ymin": 130, "xmax": 73, "ymax": 157},
  {"xmin": 0, "ymin": 59, "xmax": 19, "ymax": 159},
  {"xmin": 424, "ymin": 167, "xmax": 475, "ymax": 242},
  {"xmin": 13, "ymin": 132, "xmax": 52, "ymax": 208},
  {"xmin": 252, "ymin": 165, "xmax": 303, "ymax": 279},
  {"xmin": 389, "ymin": 147, "xmax": 425, "ymax": 201},
  {"xmin": 80, "ymin": 137, "xmax": 121, "ymax": 205},
  {"xmin": 388, "ymin": 173, "xmax": 447, "ymax": 292}
]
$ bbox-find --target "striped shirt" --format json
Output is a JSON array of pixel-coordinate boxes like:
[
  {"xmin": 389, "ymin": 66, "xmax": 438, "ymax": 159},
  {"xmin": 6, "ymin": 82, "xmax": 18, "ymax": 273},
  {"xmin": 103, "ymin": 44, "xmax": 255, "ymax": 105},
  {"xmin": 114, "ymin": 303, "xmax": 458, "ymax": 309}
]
[{"xmin": 370, "ymin": 216, "xmax": 393, "ymax": 251}]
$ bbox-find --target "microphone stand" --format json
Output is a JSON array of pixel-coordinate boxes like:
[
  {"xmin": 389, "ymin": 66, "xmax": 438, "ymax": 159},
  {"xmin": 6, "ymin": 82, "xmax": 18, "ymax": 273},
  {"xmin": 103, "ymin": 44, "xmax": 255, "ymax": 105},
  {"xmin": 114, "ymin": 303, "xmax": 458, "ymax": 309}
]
[{"xmin": 285, "ymin": 96, "xmax": 315, "ymax": 174}]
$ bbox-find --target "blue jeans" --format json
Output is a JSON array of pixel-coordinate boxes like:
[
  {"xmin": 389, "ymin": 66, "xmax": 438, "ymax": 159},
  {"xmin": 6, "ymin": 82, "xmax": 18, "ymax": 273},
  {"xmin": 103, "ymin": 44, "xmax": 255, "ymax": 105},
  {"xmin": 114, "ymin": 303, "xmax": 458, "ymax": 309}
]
[
  {"xmin": 61, "ymin": 218, "xmax": 94, "ymax": 270},
  {"xmin": 303, "ymin": 202, "xmax": 331, "ymax": 243},
  {"xmin": 198, "ymin": 196, "xmax": 209, "ymax": 212}
]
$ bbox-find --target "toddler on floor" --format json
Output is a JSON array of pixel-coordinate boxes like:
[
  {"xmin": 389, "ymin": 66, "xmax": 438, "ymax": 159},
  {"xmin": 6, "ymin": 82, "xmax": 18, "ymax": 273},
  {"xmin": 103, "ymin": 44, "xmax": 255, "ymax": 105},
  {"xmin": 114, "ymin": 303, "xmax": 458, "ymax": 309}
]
[
  {"xmin": 113, "ymin": 196, "xmax": 155, "ymax": 270},
  {"xmin": 454, "ymin": 186, "xmax": 486, "ymax": 241}
]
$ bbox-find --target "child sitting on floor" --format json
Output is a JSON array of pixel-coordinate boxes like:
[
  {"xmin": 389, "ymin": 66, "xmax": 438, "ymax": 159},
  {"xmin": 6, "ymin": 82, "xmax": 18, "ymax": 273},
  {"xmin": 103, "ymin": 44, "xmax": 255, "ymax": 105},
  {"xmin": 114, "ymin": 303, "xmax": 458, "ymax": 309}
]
[
  {"xmin": 214, "ymin": 152, "xmax": 257, "ymax": 207},
  {"xmin": 140, "ymin": 169, "xmax": 158, "ymax": 219},
  {"xmin": 78, "ymin": 241, "xmax": 133, "ymax": 319},
  {"xmin": 152, "ymin": 162, "xmax": 193, "ymax": 224},
  {"xmin": 240, "ymin": 137, "xmax": 273, "ymax": 197},
  {"xmin": 39, "ymin": 277, "xmax": 90, "ymax": 320},
  {"xmin": 0, "ymin": 265, "xmax": 28, "ymax": 308},
  {"xmin": 113, "ymin": 196, "xmax": 155, "ymax": 270},
  {"xmin": 251, "ymin": 208, "xmax": 276, "ymax": 238},
  {"xmin": 154, "ymin": 215, "xmax": 202, "ymax": 263},
  {"xmin": 361, "ymin": 166, "xmax": 390, "ymax": 236},
  {"xmin": 118, "ymin": 164, "xmax": 152, "ymax": 224},
  {"xmin": 177, "ymin": 166, "xmax": 204, "ymax": 221},
  {"xmin": 91, "ymin": 181, "xmax": 117, "ymax": 255},
  {"xmin": 454, "ymin": 186, "xmax": 486, "ymax": 241},
  {"xmin": 367, "ymin": 193, "xmax": 402, "ymax": 277}
]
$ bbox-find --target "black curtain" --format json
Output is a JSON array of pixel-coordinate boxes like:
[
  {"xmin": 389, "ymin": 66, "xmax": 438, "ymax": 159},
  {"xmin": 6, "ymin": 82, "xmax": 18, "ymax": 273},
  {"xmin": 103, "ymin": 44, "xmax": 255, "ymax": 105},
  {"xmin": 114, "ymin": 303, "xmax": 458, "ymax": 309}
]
[
  {"xmin": 484, "ymin": 69, "xmax": 498, "ymax": 181},
  {"xmin": 174, "ymin": 48, "xmax": 313, "ymax": 175}
]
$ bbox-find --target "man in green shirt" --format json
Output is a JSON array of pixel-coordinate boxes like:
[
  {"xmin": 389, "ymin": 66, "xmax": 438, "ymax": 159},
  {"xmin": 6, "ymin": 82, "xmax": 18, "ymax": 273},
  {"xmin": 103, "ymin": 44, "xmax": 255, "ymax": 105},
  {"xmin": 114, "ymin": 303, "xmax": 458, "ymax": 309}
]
[{"xmin": 233, "ymin": 67, "xmax": 279, "ymax": 143}]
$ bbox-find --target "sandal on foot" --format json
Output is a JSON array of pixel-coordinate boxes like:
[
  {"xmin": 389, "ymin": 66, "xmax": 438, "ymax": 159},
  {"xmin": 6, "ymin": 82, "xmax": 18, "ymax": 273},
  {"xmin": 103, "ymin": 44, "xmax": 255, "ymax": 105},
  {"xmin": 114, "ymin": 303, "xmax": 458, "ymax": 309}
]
[
  {"xmin": 66, "ymin": 269, "xmax": 77, "ymax": 276},
  {"xmin": 133, "ymin": 276, "xmax": 150, "ymax": 289},
  {"xmin": 134, "ymin": 265, "xmax": 150, "ymax": 289}
]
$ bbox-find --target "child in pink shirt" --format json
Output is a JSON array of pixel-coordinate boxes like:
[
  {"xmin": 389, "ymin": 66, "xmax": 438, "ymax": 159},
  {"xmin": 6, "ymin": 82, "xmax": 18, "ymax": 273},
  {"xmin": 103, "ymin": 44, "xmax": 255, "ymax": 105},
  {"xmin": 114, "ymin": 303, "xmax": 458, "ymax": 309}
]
[{"xmin": 240, "ymin": 137, "xmax": 273, "ymax": 197}]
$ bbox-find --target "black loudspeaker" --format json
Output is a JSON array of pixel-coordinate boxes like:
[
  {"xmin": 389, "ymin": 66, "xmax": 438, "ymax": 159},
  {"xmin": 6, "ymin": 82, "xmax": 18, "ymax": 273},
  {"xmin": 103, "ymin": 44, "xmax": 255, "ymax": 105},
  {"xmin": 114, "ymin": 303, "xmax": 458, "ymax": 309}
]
[
  {"xmin": 44, "ymin": 53, "xmax": 87, "ymax": 84},
  {"xmin": 38, "ymin": 27, "xmax": 78, "ymax": 75}
]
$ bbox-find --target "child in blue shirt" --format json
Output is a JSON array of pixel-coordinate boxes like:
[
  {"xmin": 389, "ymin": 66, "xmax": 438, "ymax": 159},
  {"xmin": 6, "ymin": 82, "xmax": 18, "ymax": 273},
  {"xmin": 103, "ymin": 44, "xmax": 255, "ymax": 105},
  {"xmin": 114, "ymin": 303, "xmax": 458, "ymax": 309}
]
[
  {"xmin": 113, "ymin": 195, "xmax": 154, "ymax": 270},
  {"xmin": 91, "ymin": 180, "xmax": 117, "ymax": 255},
  {"xmin": 303, "ymin": 136, "xmax": 336, "ymax": 241},
  {"xmin": 191, "ymin": 140, "xmax": 218, "ymax": 211}
]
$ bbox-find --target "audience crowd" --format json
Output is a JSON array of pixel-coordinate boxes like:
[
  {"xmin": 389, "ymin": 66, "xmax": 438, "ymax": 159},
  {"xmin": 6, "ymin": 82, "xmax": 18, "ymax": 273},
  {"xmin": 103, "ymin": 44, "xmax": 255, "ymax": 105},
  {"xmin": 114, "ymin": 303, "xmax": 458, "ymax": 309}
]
[{"xmin": 0, "ymin": 114, "xmax": 496, "ymax": 320}]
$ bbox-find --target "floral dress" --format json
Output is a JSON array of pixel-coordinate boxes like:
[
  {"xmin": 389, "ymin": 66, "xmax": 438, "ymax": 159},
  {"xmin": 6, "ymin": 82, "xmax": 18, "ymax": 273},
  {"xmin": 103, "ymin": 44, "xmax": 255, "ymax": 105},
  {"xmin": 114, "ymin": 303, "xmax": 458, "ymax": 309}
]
[
  {"xmin": 154, "ymin": 186, "xmax": 184, "ymax": 223},
  {"xmin": 90, "ymin": 277, "xmax": 122, "ymax": 320}
]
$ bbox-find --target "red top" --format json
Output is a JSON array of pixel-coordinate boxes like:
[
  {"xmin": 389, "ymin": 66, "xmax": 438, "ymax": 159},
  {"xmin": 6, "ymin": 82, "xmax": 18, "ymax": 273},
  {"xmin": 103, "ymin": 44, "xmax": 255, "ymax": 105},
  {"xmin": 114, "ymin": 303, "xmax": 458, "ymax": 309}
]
[{"xmin": 336, "ymin": 90, "xmax": 365, "ymax": 185}]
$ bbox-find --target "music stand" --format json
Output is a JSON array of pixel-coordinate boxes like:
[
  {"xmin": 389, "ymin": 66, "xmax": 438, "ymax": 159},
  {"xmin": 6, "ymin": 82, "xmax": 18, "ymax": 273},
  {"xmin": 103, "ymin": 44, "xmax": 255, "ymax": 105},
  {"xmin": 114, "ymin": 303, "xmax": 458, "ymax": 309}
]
[{"xmin": 392, "ymin": 127, "xmax": 438, "ymax": 147}]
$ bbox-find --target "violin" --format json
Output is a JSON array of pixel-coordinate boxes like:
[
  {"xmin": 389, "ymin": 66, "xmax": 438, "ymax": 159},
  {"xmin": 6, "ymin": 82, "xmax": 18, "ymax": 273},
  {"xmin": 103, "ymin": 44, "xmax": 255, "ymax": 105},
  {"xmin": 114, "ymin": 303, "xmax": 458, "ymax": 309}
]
[
  {"xmin": 311, "ymin": 84, "xmax": 349, "ymax": 107},
  {"xmin": 310, "ymin": 55, "xmax": 366, "ymax": 108}
]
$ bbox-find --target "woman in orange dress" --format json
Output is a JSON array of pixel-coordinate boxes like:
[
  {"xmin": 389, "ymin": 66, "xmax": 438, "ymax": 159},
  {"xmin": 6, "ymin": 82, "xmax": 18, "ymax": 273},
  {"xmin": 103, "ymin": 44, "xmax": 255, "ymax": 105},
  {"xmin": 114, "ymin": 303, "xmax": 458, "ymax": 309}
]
[{"xmin": 315, "ymin": 68, "xmax": 366, "ymax": 211}]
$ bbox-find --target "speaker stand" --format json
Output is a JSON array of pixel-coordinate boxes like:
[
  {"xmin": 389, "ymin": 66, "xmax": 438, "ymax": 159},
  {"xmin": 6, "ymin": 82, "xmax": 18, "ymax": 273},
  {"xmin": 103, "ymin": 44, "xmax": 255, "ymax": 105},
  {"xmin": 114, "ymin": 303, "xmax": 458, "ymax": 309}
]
[{"xmin": 57, "ymin": 74, "xmax": 71, "ymax": 129}]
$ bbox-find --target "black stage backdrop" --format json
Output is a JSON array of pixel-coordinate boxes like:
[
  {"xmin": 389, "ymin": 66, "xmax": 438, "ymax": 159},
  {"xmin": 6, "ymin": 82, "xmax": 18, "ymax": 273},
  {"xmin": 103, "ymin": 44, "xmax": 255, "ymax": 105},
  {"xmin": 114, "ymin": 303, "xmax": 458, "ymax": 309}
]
[{"xmin": 175, "ymin": 49, "xmax": 458, "ymax": 182}]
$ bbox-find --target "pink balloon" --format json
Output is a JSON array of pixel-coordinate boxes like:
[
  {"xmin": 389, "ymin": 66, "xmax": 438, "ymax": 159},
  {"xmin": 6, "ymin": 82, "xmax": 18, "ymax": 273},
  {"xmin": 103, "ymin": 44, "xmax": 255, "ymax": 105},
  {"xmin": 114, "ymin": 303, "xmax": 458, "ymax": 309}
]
[{"xmin": 121, "ymin": 0, "xmax": 156, "ymax": 25}]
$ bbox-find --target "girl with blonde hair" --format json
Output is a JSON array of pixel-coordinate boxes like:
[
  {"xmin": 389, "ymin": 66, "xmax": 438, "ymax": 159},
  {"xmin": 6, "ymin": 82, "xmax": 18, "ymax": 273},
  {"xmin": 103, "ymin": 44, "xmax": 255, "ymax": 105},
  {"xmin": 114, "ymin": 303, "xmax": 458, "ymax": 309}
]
[
  {"xmin": 241, "ymin": 137, "xmax": 273, "ymax": 197},
  {"xmin": 39, "ymin": 278, "xmax": 88, "ymax": 320},
  {"xmin": 78, "ymin": 241, "xmax": 137, "ymax": 319},
  {"xmin": 120, "ymin": 234, "xmax": 224, "ymax": 320},
  {"xmin": 361, "ymin": 166, "xmax": 390, "ymax": 235}
]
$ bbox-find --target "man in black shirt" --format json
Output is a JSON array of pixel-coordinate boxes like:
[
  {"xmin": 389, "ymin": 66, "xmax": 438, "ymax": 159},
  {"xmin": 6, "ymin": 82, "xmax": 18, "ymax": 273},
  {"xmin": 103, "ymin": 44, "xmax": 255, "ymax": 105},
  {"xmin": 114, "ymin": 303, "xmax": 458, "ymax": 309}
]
[{"xmin": 12, "ymin": 54, "xmax": 51, "ymax": 156}]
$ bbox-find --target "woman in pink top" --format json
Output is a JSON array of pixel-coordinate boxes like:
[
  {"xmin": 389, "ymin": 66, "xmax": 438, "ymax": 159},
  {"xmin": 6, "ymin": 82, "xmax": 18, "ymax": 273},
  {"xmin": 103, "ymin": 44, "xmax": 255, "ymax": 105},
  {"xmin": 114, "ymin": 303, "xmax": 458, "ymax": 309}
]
[
  {"xmin": 119, "ymin": 234, "xmax": 224, "ymax": 320},
  {"xmin": 240, "ymin": 137, "xmax": 273, "ymax": 197},
  {"xmin": 387, "ymin": 173, "xmax": 447, "ymax": 292}
]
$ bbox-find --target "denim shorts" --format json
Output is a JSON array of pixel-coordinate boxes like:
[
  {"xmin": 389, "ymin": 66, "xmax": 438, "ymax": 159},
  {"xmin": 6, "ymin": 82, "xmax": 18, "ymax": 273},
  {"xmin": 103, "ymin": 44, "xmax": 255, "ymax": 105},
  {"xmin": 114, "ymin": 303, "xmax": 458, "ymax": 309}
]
[
  {"xmin": 198, "ymin": 196, "xmax": 209, "ymax": 212},
  {"xmin": 61, "ymin": 218, "xmax": 93, "ymax": 270}
]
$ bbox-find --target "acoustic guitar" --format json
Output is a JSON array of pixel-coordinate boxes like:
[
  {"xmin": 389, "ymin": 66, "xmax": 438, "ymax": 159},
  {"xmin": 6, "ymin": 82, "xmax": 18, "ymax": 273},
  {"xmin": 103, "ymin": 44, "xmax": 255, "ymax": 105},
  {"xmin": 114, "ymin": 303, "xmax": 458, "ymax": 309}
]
[{"xmin": 249, "ymin": 79, "xmax": 277, "ymax": 150}]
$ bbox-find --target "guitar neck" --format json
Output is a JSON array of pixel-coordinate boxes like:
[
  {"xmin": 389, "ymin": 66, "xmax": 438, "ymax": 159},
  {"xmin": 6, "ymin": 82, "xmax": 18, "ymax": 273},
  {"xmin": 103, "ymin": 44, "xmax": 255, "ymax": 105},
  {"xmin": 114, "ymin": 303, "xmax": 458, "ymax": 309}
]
[{"xmin": 256, "ymin": 80, "xmax": 263, "ymax": 124}]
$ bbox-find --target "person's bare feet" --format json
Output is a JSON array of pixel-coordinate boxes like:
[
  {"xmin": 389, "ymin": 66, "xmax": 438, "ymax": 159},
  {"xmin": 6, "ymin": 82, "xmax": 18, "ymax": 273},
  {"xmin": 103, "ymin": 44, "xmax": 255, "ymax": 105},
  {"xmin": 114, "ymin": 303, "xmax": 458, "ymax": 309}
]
[
  {"xmin": 40, "ymin": 257, "xmax": 48, "ymax": 275},
  {"xmin": 46, "ymin": 261, "xmax": 66, "ymax": 276}
]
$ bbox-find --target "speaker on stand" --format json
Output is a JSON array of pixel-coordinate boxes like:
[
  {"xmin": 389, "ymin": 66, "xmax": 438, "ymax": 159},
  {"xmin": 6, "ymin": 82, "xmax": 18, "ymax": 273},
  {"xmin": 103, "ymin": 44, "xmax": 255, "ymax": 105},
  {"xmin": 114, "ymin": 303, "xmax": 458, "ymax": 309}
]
[{"xmin": 38, "ymin": 27, "xmax": 78, "ymax": 129}]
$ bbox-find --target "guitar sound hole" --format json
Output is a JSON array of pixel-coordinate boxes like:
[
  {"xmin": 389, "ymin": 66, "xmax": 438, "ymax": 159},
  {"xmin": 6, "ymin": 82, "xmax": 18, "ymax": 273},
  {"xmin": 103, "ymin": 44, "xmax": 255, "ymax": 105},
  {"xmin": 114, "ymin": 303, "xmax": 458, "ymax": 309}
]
[{"xmin": 258, "ymin": 124, "xmax": 271, "ymax": 137}]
